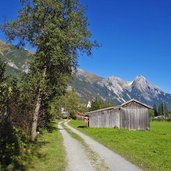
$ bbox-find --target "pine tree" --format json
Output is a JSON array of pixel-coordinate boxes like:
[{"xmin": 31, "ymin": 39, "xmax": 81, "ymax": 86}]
[
  {"xmin": 158, "ymin": 103, "xmax": 168, "ymax": 119},
  {"xmin": 153, "ymin": 104, "xmax": 158, "ymax": 117}
]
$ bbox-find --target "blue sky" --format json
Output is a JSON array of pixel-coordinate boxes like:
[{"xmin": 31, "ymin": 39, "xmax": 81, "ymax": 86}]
[{"xmin": 0, "ymin": 1, "xmax": 171, "ymax": 93}]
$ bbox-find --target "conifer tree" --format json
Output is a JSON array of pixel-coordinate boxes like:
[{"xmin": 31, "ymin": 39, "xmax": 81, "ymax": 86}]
[
  {"xmin": 153, "ymin": 104, "xmax": 158, "ymax": 117},
  {"xmin": 158, "ymin": 103, "xmax": 168, "ymax": 119}
]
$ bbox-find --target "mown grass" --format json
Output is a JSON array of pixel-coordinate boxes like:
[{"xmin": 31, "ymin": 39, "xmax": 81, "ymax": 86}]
[
  {"xmin": 21, "ymin": 121, "xmax": 65, "ymax": 171},
  {"xmin": 70, "ymin": 120, "xmax": 171, "ymax": 171}
]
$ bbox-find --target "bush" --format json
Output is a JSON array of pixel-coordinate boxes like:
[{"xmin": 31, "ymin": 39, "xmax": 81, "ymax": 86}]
[{"xmin": 0, "ymin": 118, "xmax": 26, "ymax": 170}]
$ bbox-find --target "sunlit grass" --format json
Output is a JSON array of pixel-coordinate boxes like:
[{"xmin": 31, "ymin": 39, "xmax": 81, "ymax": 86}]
[
  {"xmin": 70, "ymin": 120, "xmax": 171, "ymax": 171},
  {"xmin": 22, "ymin": 121, "xmax": 65, "ymax": 171}
]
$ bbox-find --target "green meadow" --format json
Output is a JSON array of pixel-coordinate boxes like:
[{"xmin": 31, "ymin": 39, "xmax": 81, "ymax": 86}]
[{"xmin": 70, "ymin": 121, "xmax": 171, "ymax": 171}]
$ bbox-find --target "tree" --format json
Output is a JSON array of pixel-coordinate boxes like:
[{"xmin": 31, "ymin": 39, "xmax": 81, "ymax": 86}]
[
  {"xmin": 0, "ymin": 59, "xmax": 7, "ymax": 120},
  {"xmin": 90, "ymin": 98, "xmax": 113, "ymax": 111},
  {"xmin": 149, "ymin": 109, "xmax": 154, "ymax": 120},
  {"xmin": 158, "ymin": 103, "xmax": 168, "ymax": 119},
  {"xmin": 61, "ymin": 90, "xmax": 82, "ymax": 119},
  {"xmin": 50, "ymin": 90, "xmax": 85, "ymax": 119},
  {"xmin": 0, "ymin": 60, "xmax": 21, "ymax": 169},
  {"xmin": 2, "ymin": 0, "xmax": 97, "ymax": 141},
  {"xmin": 153, "ymin": 104, "xmax": 158, "ymax": 117}
]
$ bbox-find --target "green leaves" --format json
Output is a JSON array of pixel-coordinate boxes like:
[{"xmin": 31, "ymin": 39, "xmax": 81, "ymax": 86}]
[
  {"xmin": 90, "ymin": 98, "xmax": 113, "ymax": 111},
  {"xmin": 1, "ymin": 0, "xmax": 97, "ymax": 139}
]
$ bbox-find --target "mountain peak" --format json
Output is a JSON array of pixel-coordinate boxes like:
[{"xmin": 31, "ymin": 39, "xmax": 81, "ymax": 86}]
[
  {"xmin": 108, "ymin": 76, "xmax": 124, "ymax": 82},
  {"xmin": 131, "ymin": 75, "xmax": 164, "ymax": 101},
  {"xmin": 135, "ymin": 75, "xmax": 146, "ymax": 81},
  {"xmin": 133, "ymin": 75, "xmax": 148, "ymax": 86}
]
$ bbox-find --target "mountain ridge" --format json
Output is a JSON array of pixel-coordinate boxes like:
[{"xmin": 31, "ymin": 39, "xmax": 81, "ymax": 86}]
[
  {"xmin": 1, "ymin": 40, "xmax": 171, "ymax": 109},
  {"xmin": 71, "ymin": 69, "xmax": 171, "ymax": 110}
]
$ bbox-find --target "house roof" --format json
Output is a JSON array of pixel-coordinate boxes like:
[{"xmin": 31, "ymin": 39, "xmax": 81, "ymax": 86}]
[{"xmin": 85, "ymin": 99, "xmax": 152, "ymax": 115}]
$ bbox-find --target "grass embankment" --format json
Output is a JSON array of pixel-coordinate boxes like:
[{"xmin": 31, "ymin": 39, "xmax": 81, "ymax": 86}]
[
  {"xmin": 70, "ymin": 120, "xmax": 171, "ymax": 171},
  {"xmin": 22, "ymin": 121, "xmax": 65, "ymax": 171}
]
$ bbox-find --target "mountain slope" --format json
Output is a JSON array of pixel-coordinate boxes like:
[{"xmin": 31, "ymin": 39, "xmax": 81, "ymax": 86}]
[
  {"xmin": 1, "ymin": 40, "xmax": 171, "ymax": 109},
  {"xmin": 0, "ymin": 40, "xmax": 31, "ymax": 76},
  {"xmin": 70, "ymin": 70, "xmax": 171, "ymax": 109},
  {"xmin": 130, "ymin": 76, "xmax": 171, "ymax": 109}
]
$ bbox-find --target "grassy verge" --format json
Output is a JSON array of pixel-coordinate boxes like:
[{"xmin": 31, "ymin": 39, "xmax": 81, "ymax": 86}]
[
  {"xmin": 69, "ymin": 120, "xmax": 171, "ymax": 171},
  {"xmin": 62, "ymin": 122, "xmax": 108, "ymax": 171},
  {"xmin": 21, "ymin": 121, "xmax": 65, "ymax": 171}
]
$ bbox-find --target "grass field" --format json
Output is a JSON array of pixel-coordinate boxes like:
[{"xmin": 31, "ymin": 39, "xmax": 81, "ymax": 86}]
[
  {"xmin": 22, "ymin": 121, "xmax": 65, "ymax": 171},
  {"xmin": 70, "ymin": 120, "xmax": 171, "ymax": 171}
]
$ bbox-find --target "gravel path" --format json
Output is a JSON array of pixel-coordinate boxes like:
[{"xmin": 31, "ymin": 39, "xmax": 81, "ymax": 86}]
[
  {"xmin": 58, "ymin": 122, "xmax": 95, "ymax": 171},
  {"xmin": 63, "ymin": 121, "xmax": 142, "ymax": 171}
]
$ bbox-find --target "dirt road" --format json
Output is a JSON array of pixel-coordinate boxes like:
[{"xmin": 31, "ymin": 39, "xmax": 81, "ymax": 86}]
[{"xmin": 58, "ymin": 121, "xmax": 142, "ymax": 171}]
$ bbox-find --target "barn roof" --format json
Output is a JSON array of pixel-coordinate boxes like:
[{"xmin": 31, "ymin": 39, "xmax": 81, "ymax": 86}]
[
  {"xmin": 121, "ymin": 99, "xmax": 152, "ymax": 109},
  {"xmin": 86, "ymin": 106, "xmax": 116, "ymax": 115},
  {"xmin": 86, "ymin": 99, "xmax": 152, "ymax": 115}
]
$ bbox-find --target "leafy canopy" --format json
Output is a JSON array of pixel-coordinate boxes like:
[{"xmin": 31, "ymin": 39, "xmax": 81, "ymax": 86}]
[
  {"xmin": 2, "ymin": 0, "xmax": 97, "ymax": 98},
  {"xmin": 90, "ymin": 98, "xmax": 113, "ymax": 111}
]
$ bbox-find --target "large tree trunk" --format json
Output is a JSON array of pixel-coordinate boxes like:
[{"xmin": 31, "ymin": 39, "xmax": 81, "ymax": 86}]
[
  {"xmin": 31, "ymin": 68, "xmax": 46, "ymax": 141},
  {"xmin": 31, "ymin": 92, "xmax": 41, "ymax": 141}
]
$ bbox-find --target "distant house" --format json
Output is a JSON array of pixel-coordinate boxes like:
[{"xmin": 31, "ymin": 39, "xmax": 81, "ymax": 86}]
[
  {"xmin": 76, "ymin": 113, "xmax": 85, "ymax": 120},
  {"xmin": 154, "ymin": 115, "xmax": 165, "ymax": 120},
  {"xmin": 62, "ymin": 111, "xmax": 69, "ymax": 119},
  {"xmin": 87, "ymin": 100, "xmax": 92, "ymax": 108},
  {"xmin": 61, "ymin": 108, "xmax": 70, "ymax": 119},
  {"xmin": 85, "ymin": 99, "xmax": 152, "ymax": 130}
]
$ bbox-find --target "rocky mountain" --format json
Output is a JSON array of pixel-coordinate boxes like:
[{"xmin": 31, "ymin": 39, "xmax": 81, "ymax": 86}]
[
  {"xmin": 1, "ymin": 40, "xmax": 171, "ymax": 109},
  {"xmin": 70, "ymin": 69, "xmax": 171, "ymax": 109}
]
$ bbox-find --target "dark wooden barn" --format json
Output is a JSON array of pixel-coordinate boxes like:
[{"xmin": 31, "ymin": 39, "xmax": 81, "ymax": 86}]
[{"xmin": 86, "ymin": 99, "xmax": 152, "ymax": 130}]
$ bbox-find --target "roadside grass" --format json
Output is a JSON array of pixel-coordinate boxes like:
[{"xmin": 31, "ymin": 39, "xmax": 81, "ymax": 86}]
[
  {"xmin": 69, "ymin": 120, "xmax": 171, "ymax": 171},
  {"xmin": 62, "ymin": 122, "xmax": 109, "ymax": 171},
  {"xmin": 21, "ymin": 121, "xmax": 65, "ymax": 171}
]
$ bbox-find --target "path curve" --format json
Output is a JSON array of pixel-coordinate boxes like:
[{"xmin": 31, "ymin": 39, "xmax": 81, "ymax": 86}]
[
  {"xmin": 58, "ymin": 122, "xmax": 95, "ymax": 171},
  {"xmin": 64, "ymin": 121, "xmax": 142, "ymax": 171}
]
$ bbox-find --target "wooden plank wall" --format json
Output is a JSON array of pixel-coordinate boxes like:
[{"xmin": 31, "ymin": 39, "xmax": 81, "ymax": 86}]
[
  {"xmin": 120, "ymin": 108, "xmax": 148, "ymax": 130},
  {"xmin": 89, "ymin": 108, "xmax": 121, "ymax": 128},
  {"xmin": 89, "ymin": 101, "xmax": 150, "ymax": 130},
  {"xmin": 121, "ymin": 102, "xmax": 150, "ymax": 130}
]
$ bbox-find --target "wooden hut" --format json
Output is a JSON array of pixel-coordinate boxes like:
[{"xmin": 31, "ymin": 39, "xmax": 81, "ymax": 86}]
[{"xmin": 86, "ymin": 99, "xmax": 152, "ymax": 130}]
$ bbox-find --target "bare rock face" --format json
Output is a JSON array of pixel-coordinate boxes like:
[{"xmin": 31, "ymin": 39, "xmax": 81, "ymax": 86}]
[{"xmin": 71, "ymin": 69, "xmax": 171, "ymax": 109}]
